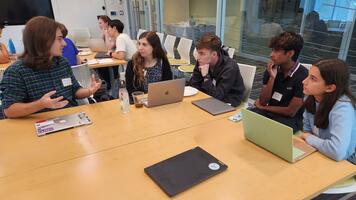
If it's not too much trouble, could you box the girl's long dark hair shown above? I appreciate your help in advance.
[304,59,356,129]
[132,31,168,84]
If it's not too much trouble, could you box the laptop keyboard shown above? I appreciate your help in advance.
[293,147,305,159]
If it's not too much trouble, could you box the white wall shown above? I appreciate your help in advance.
[0,0,131,54]
[51,0,107,38]
[104,0,131,35]
[0,25,25,54]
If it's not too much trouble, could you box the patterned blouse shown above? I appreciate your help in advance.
[143,59,163,92]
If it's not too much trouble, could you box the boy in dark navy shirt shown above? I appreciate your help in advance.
[252,31,308,132]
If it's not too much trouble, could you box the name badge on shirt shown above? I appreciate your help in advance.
[272,92,283,101]
[212,79,216,86]
[62,78,72,87]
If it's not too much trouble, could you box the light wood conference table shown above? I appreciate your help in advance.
[79,52,126,69]
[0,53,126,70]
[0,118,355,200]
[0,92,234,179]
[79,51,127,97]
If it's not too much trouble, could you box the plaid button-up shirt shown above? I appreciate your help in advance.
[0,56,81,113]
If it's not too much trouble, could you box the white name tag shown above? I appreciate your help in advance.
[272,91,283,101]
[212,79,216,86]
[62,78,72,87]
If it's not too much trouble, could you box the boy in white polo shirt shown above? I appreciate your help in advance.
[107,19,136,61]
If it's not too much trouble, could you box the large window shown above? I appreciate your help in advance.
[162,0,217,41]
[223,0,243,50]
[154,0,356,95]
[240,0,301,59]
[128,0,160,38]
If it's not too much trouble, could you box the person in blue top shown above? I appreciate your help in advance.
[58,23,81,66]
[301,59,356,164]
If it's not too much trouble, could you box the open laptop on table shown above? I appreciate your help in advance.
[143,78,185,108]
[94,52,111,59]
[88,38,107,52]
[241,108,316,163]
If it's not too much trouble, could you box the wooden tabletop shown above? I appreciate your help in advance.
[0,92,234,178]
[0,118,355,200]
[79,52,126,69]
[0,53,126,71]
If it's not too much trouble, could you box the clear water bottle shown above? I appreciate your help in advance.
[119,80,130,113]
[8,38,16,55]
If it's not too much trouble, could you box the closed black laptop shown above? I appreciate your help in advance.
[144,146,228,197]
[94,52,111,59]
[192,97,236,115]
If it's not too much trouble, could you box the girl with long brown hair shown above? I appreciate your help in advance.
[301,59,356,164]
[125,31,172,101]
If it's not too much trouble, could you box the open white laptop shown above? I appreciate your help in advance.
[143,78,185,108]
[88,38,108,52]
[242,108,316,163]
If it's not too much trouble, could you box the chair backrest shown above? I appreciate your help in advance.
[238,63,256,102]
[137,29,147,40]
[300,63,312,70]
[70,28,91,47]
[0,68,5,82]
[156,32,164,45]
[227,48,235,59]
[0,68,5,104]
[177,37,193,64]
[71,63,93,105]
[193,48,198,60]
[71,63,92,88]
[164,35,176,59]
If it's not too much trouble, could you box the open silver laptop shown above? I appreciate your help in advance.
[143,78,185,108]
[242,108,316,163]
[35,112,92,137]
[88,38,108,52]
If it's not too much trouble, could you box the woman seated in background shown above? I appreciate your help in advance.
[97,15,115,51]
[0,22,10,64]
[125,31,172,102]
[58,23,82,66]
[301,58,356,164]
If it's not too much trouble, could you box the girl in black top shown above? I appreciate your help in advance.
[125,31,172,102]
